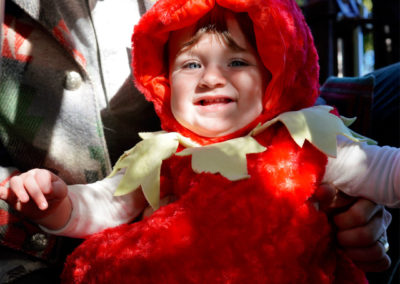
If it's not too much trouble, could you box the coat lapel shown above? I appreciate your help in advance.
[11,0,87,69]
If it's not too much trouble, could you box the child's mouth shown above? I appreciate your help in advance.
[195,97,234,106]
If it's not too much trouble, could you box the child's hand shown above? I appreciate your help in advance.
[0,169,68,221]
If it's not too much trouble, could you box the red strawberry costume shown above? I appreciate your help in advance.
[61,0,368,283]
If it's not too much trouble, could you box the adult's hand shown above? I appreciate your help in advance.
[314,184,392,272]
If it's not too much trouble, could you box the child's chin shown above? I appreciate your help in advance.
[192,126,237,138]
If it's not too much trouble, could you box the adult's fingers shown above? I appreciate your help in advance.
[382,208,392,229]
[333,199,383,231]
[336,206,385,247]
[330,191,357,210]
[312,183,336,212]
[313,184,356,214]
[352,254,391,272]
[343,238,389,262]
[333,200,392,272]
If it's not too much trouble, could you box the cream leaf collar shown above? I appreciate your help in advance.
[110,105,374,209]
[251,105,374,157]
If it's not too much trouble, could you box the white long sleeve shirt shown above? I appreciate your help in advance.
[324,136,400,207]
[43,136,400,238]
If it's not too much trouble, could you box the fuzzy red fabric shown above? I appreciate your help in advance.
[62,0,368,283]
[62,127,366,283]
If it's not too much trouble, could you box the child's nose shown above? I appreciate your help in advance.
[198,65,227,88]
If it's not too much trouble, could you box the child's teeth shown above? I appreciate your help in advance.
[201,98,230,105]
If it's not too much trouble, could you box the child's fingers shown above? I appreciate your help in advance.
[34,170,53,195]
[35,170,68,200]
[0,186,22,211]
[21,173,48,210]
[0,185,8,200]
[9,176,30,203]
[0,186,14,202]
[5,169,66,213]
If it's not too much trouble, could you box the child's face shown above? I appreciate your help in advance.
[168,15,269,137]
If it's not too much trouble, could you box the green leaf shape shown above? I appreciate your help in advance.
[111,132,180,209]
[176,136,267,181]
[251,105,375,157]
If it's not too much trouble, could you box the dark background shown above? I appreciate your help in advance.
[300,1,399,283]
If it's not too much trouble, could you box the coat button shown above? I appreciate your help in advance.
[26,233,48,252]
[64,71,83,90]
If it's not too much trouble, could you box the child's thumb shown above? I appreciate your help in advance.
[48,179,68,201]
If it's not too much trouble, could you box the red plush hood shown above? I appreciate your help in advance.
[132,0,320,144]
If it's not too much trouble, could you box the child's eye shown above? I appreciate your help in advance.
[229,60,248,67]
[183,62,201,69]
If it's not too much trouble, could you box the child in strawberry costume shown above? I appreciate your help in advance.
[1,0,399,283]
[59,0,399,282]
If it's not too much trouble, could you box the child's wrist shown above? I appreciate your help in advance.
[35,196,72,231]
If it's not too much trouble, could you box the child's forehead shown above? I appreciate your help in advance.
[169,25,197,49]
[168,16,248,56]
